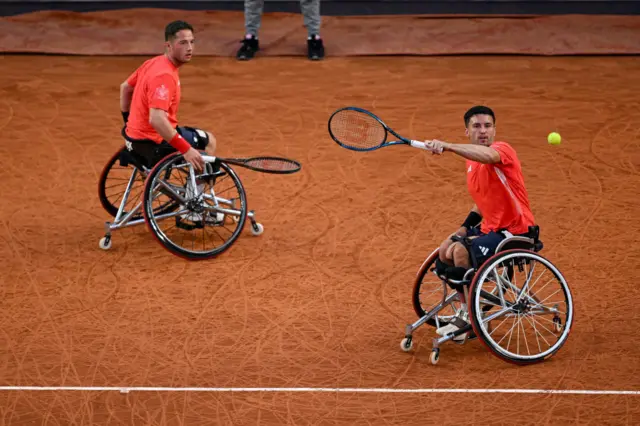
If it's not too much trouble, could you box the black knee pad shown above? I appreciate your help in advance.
[435,258,449,276]
[178,126,210,150]
[445,266,467,281]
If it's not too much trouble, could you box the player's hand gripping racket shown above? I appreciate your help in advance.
[328,107,432,152]
[202,156,301,174]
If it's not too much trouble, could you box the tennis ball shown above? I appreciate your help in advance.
[548,132,561,145]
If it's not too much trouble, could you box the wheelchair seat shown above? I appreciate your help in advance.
[118,148,151,171]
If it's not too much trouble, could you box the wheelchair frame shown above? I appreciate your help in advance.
[401,229,573,365]
[98,146,264,260]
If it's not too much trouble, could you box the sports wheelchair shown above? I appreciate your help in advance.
[400,226,573,365]
[97,145,266,260]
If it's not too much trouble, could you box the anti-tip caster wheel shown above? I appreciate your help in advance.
[400,337,414,352]
[251,223,264,236]
[99,236,112,250]
[430,348,440,365]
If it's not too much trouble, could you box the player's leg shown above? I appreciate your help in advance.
[300,0,324,60]
[237,0,263,60]
[176,126,214,154]
[435,229,504,341]
[454,231,506,272]
[436,227,482,281]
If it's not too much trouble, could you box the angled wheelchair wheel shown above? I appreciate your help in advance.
[98,147,147,218]
[412,248,464,328]
[98,147,178,220]
[468,249,573,365]
[142,152,248,260]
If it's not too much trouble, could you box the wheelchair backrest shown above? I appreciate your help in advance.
[496,235,544,253]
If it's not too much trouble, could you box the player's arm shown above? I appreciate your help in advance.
[442,143,501,164]
[120,81,135,124]
[149,108,204,172]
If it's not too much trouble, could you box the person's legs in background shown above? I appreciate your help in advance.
[300,0,324,60]
[237,0,263,60]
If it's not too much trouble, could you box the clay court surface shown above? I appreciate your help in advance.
[1,34,640,425]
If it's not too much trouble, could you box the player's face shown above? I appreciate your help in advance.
[465,114,496,146]
[167,29,195,64]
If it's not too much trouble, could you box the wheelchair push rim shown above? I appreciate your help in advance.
[142,152,249,260]
[98,147,179,220]
[412,248,464,328]
[468,249,574,365]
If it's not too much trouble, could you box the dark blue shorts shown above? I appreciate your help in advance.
[466,227,507,267]
[123,125,210,168]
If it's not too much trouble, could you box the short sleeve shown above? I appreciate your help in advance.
[492,141,517,167]
[126,69,139,87]
[146,74,176,112]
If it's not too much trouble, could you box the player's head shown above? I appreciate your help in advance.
[464,106,496,146]
[164,20,195,65]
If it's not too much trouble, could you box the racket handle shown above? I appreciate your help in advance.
[409,140,428,150]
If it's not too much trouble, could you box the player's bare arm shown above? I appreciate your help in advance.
[426,140,501,164]
[120,81,134,116]
[149,108,205,172]
[443,143,500,164]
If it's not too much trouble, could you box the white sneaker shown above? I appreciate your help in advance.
[436,309,469,342]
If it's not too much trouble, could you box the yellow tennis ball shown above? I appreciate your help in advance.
[548,132,561,145]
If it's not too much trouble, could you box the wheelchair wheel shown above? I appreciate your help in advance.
[98,147,147,218]
[412,248,463,328]
[467,249,573,365]
[142,152,248,260]
[98,147,178,220]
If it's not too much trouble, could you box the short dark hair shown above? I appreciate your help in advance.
[165,20,194,41]
[464,106,495,127]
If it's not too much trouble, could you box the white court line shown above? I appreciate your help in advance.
[0,387,638,395]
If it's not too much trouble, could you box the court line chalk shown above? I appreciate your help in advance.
[0,387,638,395]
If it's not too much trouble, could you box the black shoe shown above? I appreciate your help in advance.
[307,35,324,60]
[237,35,259,60]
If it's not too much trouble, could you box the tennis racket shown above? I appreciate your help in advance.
[204,156,301,174]
[328,106,431,152]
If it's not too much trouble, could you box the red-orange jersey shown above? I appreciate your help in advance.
[125,55,181,143]
[466,141,536,235]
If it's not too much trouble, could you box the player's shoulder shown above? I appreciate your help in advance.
[153,60,179,78]
[491,140,514,149]
[491,140,518,154]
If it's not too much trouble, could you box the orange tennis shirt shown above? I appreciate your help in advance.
[466,141,536,235]
[125,55,182,144]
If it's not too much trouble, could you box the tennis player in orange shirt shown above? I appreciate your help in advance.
[120,20,215,173]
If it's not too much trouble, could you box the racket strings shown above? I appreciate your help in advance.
[244,157,300,172]
[330,110,386,149]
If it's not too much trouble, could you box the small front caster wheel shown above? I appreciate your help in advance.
[251,223,264,236]
[400,337,413,352]
[430,348,440,365]
[99,236,112,250]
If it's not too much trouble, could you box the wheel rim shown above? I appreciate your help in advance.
[412,249,463,327]
[99,148,177,219]
[98,148,146,218]
[143,155,248,259]
[470,250,573,362]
